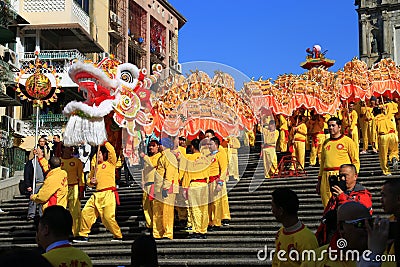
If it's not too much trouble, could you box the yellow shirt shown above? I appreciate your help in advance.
[208,150,228,181]
[44,245,92,267]
[375,114,395,135]
[262,128,279,146]
[293,123,307,142]
[273,223,319,267]
[61,157,84,187]
[155,149,179,196]
[142,152,161,184]
[181,152,210,188]
[279,115,289,131]
[88,142,117,190]
[31,167,68,210]
[318,135,360,177]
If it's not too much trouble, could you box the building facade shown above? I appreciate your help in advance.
[355,0,400,67]
[2,0,185,136]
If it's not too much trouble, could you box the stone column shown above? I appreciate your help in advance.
[382,10,390,57]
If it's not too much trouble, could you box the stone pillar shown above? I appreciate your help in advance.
[382,10,390,57]
[360,14,369,56]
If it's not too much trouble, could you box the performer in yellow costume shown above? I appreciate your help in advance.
[309,114,325,167]
[342,102,359,147]
[262,120,279,178]
[153,137,179,239]
[140,140,161,231]
[277,114,289,152]
[226,136,240,181]
[373,107,399,175]
[73,141,123,242]
[271,188,318,267]
[175,139,190,226]
[291,115,307,169]
[317,117,360,208]
[204,129,231,225]
[32,155,68,211]
[60,146,84,237]
[360,98,376,153]
[207,136,229,228]
[182,139,209,239]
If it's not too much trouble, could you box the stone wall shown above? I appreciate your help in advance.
[0,171,23,203]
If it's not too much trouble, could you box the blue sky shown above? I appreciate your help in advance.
[168,0,359,88]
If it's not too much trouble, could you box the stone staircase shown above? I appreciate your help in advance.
[0,137,396,266]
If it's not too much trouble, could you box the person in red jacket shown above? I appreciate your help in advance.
[316,163,372,245]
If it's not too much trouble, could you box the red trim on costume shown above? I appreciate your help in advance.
[190,179,207,183]
[97,186,120,205]
[48,192,57,207]
[209,175,220,183]
[323,167,341,171]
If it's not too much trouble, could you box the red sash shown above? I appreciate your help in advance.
[97,187,120,205]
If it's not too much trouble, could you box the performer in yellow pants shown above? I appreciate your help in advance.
[262,120,279,178]
[182,139,210,238]
[309,115,325,166]
[374,107,399,175]
[317,117,360,207]
[205,129,231,224]
[153,137,179,239]
[291,116,307,169]
[140,140,161,230]
[277,115,289,152]
[207,137,229,228]
[74,142,122,242]
[226,136,240,181]
[61,146,84,237]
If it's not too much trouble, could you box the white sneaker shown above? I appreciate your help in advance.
[0,208,4,213]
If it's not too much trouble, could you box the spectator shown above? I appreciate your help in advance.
[51,134,63,158]
[131,235,158,267]
[36,206,92,267]
[316,163,372,245]
[24,155,46,221]
[30,153,68,211]
[77,141,92,183]
[29,137,51,160]
[271,188,318,266]
[301,201,372,266]
[0,247,53,267]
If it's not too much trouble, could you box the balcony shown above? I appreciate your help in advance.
[18,49,87,88]
[19,0,103,53]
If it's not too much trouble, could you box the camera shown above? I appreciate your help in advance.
[328,175,347,192]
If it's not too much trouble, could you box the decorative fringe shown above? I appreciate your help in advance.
[63,115,107,146]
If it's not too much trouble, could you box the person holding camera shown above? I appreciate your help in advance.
[317,117,360,208]
[316,164,372,245]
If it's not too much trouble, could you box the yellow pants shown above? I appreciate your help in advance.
[310,134,325,166]
[67,184,81,237]
[362,120,375,151]
[152,193,176,239]
[320,170,339,208]
[79,190,122,238]
[142,191,153,229]
[228,153,239,180]
[221,183,231,220]
[208,185,222,226]
[378,133,399,175]
[292,141,306,169]
[278,129,288,152]
[188,182,209,234]
[175,187,188,221]
[262,147,277,178]
[350,126,359,149]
